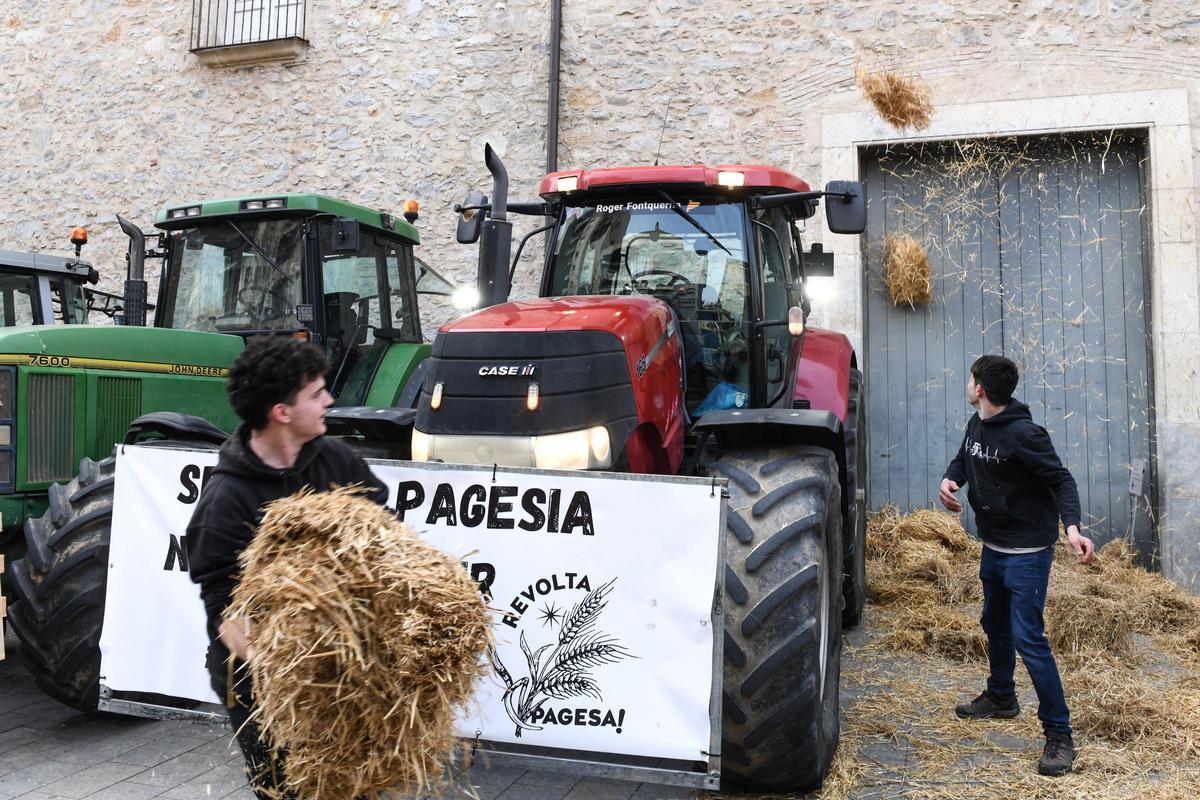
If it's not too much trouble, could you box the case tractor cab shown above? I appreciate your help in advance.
[412,147,867,791]
[6,193,440,709]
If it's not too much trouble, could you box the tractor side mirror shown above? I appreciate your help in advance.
[456,193,487,244]
[824,181,866,234]
[329,217,360,253]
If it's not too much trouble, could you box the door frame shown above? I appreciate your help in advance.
[820,88,1196,581]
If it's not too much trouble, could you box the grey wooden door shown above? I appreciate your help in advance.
[862,132,1155,555]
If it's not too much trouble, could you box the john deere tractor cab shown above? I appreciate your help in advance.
[153,194,430,407]
[414,146,866,792]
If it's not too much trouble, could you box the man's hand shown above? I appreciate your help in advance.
[218,618,254,662]
[939,478,963,513]
[1066,525,1095,565]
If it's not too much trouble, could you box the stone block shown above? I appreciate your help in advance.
[1154,242,1200,334]
[1158,422,1200,497]
[1158,333,1200,422]
[1162,495,1200,592]
[1150,188,1198,246]
[1150,125,1197,190]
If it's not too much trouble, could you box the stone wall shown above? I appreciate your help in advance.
[2,0,1200,585]
[0,0,553,329]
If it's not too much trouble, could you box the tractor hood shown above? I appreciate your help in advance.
[440,295,672,355]
[0,326,244,373]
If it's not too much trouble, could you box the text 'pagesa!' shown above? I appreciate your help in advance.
[394,481,595,536]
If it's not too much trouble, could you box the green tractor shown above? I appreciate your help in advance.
[5,193,443,709]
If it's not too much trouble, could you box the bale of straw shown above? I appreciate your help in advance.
[228,488,493,800]
[1066,661,1200,755]
[883,234,933,308]
[880,606,988,662]
[855,66,933,131]
[1046,590,1134,657]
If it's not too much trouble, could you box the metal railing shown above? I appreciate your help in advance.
[190,0,307,52]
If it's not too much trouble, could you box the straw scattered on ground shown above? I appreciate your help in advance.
[228,488,493,800]
[816,505,1200,799]
[882,233,933,308]
[855,66,933,131]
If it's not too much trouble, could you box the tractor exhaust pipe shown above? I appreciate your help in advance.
[116,214,148,327]
[476,143,513,308]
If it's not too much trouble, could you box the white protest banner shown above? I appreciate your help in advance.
[99,446,222,703]
[101,445,724,764]
[371,460,724,762]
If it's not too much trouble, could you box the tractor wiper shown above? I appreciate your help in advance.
[225,220,292,281]
[655,189,731,256]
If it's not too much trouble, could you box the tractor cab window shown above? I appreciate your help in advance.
[413,256,459,338]
[161,220,305,333]
[48,276,88,324]
[318,223,420,405]
[0,274,39,326]
[548,200,752,413]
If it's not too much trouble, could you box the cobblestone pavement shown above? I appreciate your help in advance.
[0,630,702,800]
[0,621,894,800]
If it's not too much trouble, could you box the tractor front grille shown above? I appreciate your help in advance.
[96,377,142,455]
[27,373,76,484]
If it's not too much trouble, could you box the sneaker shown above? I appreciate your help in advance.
[955,690,1020,719]
[1038,733,1075,776]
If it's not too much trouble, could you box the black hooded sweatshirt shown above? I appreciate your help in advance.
[186,424,388,641]
[943,400,1082,550]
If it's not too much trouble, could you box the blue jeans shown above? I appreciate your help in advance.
[979,546,1071,738]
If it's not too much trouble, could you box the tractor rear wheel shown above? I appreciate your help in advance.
[710,446,843,792]
[8,456,115,711]
[842,367,867,626]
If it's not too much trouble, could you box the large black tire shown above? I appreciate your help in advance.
[842,368,867,626]
[711,446,844,792]
[8,456,115,711]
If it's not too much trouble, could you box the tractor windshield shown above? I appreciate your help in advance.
[161,220,304,333]
[548,200,752,408]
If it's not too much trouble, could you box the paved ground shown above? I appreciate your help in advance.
[0,629,698,800]
[0,620,906,800]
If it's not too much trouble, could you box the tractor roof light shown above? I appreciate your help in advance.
[717,170,745,188]
[70,227,88,246]
[168,206,202,219]
[403,199,420,222]
[264,198,286,209]
[556,175,579,193]
[243,200,265,210]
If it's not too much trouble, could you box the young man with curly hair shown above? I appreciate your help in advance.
[186,336,386,799]
[939,355,1095,777]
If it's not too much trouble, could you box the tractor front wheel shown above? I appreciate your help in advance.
[7,456,115,711]
[710,446,844,792]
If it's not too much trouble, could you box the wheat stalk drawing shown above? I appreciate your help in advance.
[490,579,633,736]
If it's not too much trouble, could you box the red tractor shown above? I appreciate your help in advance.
[413,147,867,791]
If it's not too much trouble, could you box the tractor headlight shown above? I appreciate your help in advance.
[533,426,611,471]
[410,429,431,462]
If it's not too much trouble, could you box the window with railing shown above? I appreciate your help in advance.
[191,0,307,55]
